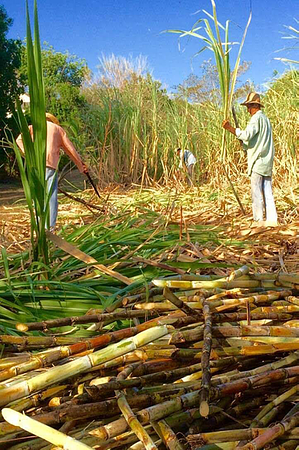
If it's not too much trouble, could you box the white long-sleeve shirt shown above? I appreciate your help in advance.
[236,110,275,177]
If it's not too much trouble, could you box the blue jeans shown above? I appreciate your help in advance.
[250,172,277,222]
[45,168,58,229]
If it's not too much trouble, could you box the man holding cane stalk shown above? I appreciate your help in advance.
[222,92,278,227]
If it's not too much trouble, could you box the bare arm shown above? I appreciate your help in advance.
[61,129,88,174]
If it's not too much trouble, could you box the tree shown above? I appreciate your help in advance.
[174,59,252,104]
[19,44,90,125]
[0,6,24,177]
[0,6,23,121]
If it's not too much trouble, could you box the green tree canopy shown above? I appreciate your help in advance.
[19,43,90,125]
[0,5,23,122]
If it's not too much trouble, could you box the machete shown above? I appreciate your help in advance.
[85,171,102,201]
[232,106,246,153]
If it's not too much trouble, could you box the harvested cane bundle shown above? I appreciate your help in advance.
[1,270,299,449]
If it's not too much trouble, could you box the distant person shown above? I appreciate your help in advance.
[16,113,88,230]
[176,148,197,186]
[222,92,277,227]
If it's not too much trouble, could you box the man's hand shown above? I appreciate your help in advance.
[82,163,89,174]
[222,119,236,135]
[222,119,231,130]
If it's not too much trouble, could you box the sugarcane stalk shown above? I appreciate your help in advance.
[251,384,299,427]
[227,266,249,283]
[238,411,299,450]
[16,310,160,332]
[0,335,89,350]
[76,380,281,445]
[88,356,235,399]
[86,361,207,398]
[116,392,157,449]
[215,291,292,312]
[200,299,213,417]
[89,416,130,441]
[170,325,299,345]
[189,397,264,435]
[1,318,170,383]
[211,352,299,385]
[188,428,264,445]
[163,287,203,320]
[133,301,203,311]
[0,325,169,407]
[115,364,158,450]
[156,419,185,450]
[20,390,179,427]
[211,366,299,402]
[189,444,237,450]
[271,441,298,450]
[252,305,299,313]
[154,278,261,289]
[2,408,93,449]
[287,296,299,306]
[2,385,67,419]
[212,311,292,324]
[257,402,286,427]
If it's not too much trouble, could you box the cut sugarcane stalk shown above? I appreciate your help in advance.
[2,408,93,449]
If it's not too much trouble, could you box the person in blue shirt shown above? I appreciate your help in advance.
[176,148,197,186]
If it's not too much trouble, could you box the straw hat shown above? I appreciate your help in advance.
[241,92,264,108]
[46,113,60,125]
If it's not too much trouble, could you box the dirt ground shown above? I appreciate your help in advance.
[1,175,299,274]
[0,171,89,252]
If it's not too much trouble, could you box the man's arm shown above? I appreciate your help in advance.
[222,116,259,142]
[16,134,25,154]
[15,126,34,155]
[222,120,237,136]
[61,129,88,174]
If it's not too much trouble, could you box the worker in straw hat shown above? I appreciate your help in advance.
[16,113,88,230]
[222,92,277,227]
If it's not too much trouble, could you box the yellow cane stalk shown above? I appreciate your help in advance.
[2,408,93,450]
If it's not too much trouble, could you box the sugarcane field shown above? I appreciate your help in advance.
[0,1,298,449]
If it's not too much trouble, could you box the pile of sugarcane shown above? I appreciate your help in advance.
[2,267,299,449]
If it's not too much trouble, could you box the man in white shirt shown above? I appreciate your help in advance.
[222,92,277,227]
[176,148,197,186]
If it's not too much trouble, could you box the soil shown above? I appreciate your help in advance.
[0,170,89,252]
[1,174,299,274]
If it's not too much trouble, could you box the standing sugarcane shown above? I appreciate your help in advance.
[167,1,251,213]
[200,300,213,417]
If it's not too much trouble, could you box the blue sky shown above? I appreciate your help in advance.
[2,0,297,92]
